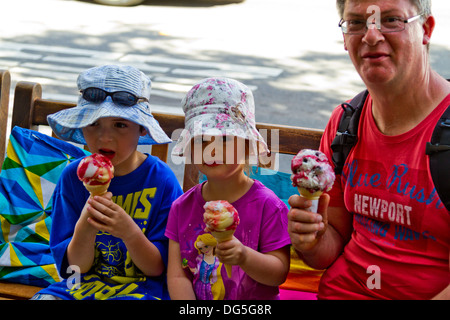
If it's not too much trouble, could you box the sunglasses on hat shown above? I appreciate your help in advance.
[81,87,148,107]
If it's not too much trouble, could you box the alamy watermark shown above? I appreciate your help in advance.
[169,123,280,175]
[67,265,81,290]
[366,5,381,30]
[366,265,381,290]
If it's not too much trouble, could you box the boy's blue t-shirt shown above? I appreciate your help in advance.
[37,154,183,300]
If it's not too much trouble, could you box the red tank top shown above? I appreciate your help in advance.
[319,93,450,299]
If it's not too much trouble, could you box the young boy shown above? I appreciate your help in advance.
[32,65,183,300]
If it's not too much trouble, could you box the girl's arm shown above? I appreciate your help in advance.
[167,239,197,299]
[216,239,290,286]
[86,194,164,277]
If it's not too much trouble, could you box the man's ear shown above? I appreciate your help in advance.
[422,15,435,46]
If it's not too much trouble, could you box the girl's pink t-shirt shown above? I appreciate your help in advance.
[319,94,450,299]
[165,180,290,300]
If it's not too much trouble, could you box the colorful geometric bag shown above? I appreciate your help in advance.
[0,127,89,287]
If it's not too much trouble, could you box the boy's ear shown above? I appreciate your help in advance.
[140,126,148,137]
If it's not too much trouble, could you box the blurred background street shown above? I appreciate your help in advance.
[1,0,450,176]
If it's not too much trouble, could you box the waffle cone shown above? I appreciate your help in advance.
[211,230,235,243]
[298,188,323,200]
[84,182,110,197]
[223,264,232,278]
[211,229,235,278]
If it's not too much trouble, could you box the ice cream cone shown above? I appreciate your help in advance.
[298,187,322,213]
[298,188,323,200]
[211,230,235,242]
[224,263,232,279]
[78,154,114,197]
[203,200,239,279]
[211,230,235,278]
[84,182,110,197]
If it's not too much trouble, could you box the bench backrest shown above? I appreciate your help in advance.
[10,81,323,192]
[0,70,11,170]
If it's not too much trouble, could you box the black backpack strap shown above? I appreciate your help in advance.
[426,104,450,211]
[331,90,369,175]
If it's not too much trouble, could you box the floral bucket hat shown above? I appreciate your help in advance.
[172,77,269,158]
[47,65,171,145]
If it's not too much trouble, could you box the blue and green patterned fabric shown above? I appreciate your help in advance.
[0,126,89,287]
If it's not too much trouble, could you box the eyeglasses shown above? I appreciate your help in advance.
[339,14,423,35]
[81,87,148,107]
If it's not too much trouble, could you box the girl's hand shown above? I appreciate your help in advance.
[216,236,290,286]
[86,193,140,241]
[215,236,247,266]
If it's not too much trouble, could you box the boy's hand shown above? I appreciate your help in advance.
[86,192,140,241]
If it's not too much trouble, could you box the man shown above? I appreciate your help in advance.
[288,0,450,299]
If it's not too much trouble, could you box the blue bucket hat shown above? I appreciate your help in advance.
[47,65,171,145]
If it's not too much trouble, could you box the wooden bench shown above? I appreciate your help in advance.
[1,80,324,300]
[0,70,11,170]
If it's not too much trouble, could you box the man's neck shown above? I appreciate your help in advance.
[369,70,449,136]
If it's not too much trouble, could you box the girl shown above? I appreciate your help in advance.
[165,77,291,300]
[32,65,183,300]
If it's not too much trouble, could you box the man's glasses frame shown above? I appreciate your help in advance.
[339,13,423,35]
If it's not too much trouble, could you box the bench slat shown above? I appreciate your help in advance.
[0,281,42,300]
[0,70,11,169]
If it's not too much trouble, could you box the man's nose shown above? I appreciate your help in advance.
[362,24,385,46]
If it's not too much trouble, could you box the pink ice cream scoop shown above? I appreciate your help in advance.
[291,149,335,200]
[77,153,114,196]
[203,200,240,278]
[203,200,240,233]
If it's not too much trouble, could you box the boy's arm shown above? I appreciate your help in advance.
[86,194,164,277]
[122,226,165,277]
[167,239,196,300]
[67,200,99,273]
